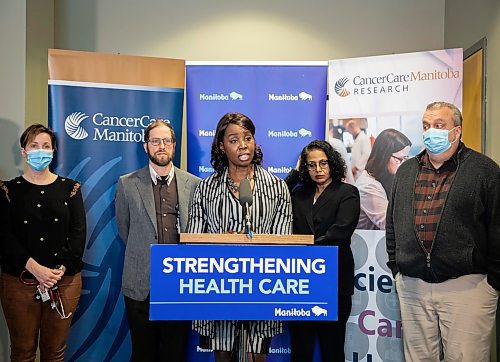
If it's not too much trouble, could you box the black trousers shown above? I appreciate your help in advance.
[289,295,352,362]
[124,295,190,362]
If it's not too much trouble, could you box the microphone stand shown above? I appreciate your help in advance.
[244,203,253,237]
[238,321,248,362]
[233,321,256,362]
[243,204,254,361]
[235,179,254,360]
[239,178,253,238]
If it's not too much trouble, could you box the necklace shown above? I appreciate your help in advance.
[227,171,254,193]
[227,177,240,193]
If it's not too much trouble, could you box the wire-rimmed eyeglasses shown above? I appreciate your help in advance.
[306,160,329,171]
[148,138,174,146]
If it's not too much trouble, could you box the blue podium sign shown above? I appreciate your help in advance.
[150,244,338,321]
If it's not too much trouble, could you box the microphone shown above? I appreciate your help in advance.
[239,178,253,236]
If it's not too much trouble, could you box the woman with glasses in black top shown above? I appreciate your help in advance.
[285,140,360,361]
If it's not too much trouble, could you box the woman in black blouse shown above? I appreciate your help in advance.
[285,140,360,362]
[0,124,86,361]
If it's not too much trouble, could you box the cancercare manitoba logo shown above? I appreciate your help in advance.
[334,77,350,97]
[65,112,89,140]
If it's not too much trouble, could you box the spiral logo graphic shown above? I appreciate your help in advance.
[65,112,89,140]
[334,77,351,97]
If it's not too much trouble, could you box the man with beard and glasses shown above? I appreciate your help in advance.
[115,120,200,362]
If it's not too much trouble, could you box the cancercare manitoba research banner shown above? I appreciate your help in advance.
[48,49,185,361]
[329,48,463,362]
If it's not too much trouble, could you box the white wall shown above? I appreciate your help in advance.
[0,3,27,361]
[0,0,27,180]
[52,0,446,167]
[26,0,54,125]
[54,0,445,60]
[445,0,500,163]
[0,1,53,359]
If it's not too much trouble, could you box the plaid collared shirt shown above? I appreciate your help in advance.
[414,145,461,253]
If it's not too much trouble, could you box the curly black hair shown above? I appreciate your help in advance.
[210,112,263,177]
[298,140,346,185]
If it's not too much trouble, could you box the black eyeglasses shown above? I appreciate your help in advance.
[391,155,409,163]
[148,138,174,146]
[306,160,329,171]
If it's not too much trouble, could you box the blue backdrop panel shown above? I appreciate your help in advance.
[186,64,327,179]
[48,81,184,362]
[186,64,328,361]
[150,244,338,321]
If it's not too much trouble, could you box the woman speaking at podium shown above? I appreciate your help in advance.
[285,140,360,361]
[188,112,292,362]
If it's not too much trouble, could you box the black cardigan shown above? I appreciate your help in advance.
[0,176,86,276]
[386,144,500,290]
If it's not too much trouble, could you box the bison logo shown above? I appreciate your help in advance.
[311,305,327,317]
[298,128,312,137]
[229,91,243,100]
[298,91,313,101]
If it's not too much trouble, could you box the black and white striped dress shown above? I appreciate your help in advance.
[188,165,292,353]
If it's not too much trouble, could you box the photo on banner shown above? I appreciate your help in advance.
[329,48,463,361]
[48,49,185,362]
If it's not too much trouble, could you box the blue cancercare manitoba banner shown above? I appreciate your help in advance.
[48,49,185,361]
[186,61,328,180]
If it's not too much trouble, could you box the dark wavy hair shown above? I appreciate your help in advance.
[210,112,263,176]
[20,124,57,150]
[298,140,346,185]
[365,128,412,195]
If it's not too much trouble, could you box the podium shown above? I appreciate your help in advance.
[149,235,338,362]
[179,233,313,361]
[180,233,314,245]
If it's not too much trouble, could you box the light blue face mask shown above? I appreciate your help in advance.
[26,149,53,171]
[422,127,457,155]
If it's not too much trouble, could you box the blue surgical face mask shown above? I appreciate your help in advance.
[422,127,457,155]
[26,149,53,171]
